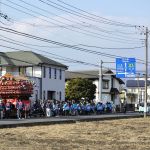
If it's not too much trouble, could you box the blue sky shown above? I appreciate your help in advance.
[0,0,150,74]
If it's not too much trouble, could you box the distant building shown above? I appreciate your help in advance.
[65,69,124,105]
[0,51,68,102]
[126,79,150,106]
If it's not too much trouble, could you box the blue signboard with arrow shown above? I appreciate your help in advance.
[116,58,136,78]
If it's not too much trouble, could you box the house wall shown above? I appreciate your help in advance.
[93,76,112,103]
[93,79,99,101]
[113,79,122,105]
[102,94,111,104]
[29,77,41,104]
[41,66,66,101]
[127,87,150,105]
[0,65,66,103]
[93,75,122,105]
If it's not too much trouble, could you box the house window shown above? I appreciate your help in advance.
[148,95,150,100]
[59,91,62,100]
[26,67,33,77]
[0,67,2,76]
[49,67,51,79]
[131,89,136,93]
[54,68,57,79]
[103,80,109,89]
[19,67,26,75]
[43,90,46,100]
[59,69,62,80]
[43,66,46,78]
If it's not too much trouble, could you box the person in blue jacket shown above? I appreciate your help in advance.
[63,102,70,116]
[86,102,91,115]
[106,102,112,113]
[96,102,104,114]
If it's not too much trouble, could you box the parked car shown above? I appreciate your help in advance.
[139,103,150,113]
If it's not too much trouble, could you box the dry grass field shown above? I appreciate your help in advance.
[0,118,150,150]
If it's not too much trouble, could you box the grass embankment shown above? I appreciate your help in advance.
[0,118,150,150]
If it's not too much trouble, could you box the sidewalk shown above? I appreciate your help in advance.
[0,112,144,128]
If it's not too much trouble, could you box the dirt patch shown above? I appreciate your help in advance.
[0,118,150,150]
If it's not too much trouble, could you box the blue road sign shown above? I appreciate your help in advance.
[116,58,136,78]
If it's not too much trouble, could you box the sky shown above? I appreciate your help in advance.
[0,0,150,75]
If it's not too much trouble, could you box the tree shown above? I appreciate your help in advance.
[65,78,96,101]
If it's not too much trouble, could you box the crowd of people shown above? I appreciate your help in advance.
[31,100,117,118]
[0,99,119,119]
[0,100,28,119]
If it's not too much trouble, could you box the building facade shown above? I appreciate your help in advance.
[126,79,150,106]
[0,51,68,103]
[65,70,124,105]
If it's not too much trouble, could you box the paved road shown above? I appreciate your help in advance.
[0,112,145,128]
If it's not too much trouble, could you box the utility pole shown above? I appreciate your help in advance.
[137,73,140,105]
[99,60,103,102]
[144,27,148,118]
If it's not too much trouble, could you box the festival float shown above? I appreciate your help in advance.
[0,73,34,107]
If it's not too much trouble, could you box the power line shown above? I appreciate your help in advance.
[16,0,140,41]
[0,39,147,75]
[79,44,144,50]
[0,38,99,67]
[44,0,136,27]
[3,0,140,44]
[12,17,138,35]
[0,34,66,48]
[0,34,144,50]
[0,26,148,64]
[0,35,148,68]
[56,0,137,27]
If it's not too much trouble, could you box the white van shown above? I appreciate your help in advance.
[139,103,150,113]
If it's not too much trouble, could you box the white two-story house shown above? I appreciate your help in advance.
[126,79,150,106]
[65,69,124,105]
[0,51,68,103]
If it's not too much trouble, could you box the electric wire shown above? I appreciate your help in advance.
[1,36,148,68]
[0,38,100,67]
[56,0,137,27]
[0,26,148,65]
[17,0,140,40]
[2,0,141,44]
[42,0,136,27]
[0,34,144,50]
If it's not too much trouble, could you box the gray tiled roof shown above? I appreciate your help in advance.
[65,70,125,84]
[65,69,113,79]
[126,80,150,87]
[0,51,68,68]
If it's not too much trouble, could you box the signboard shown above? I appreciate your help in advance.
[116,58,136,78]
